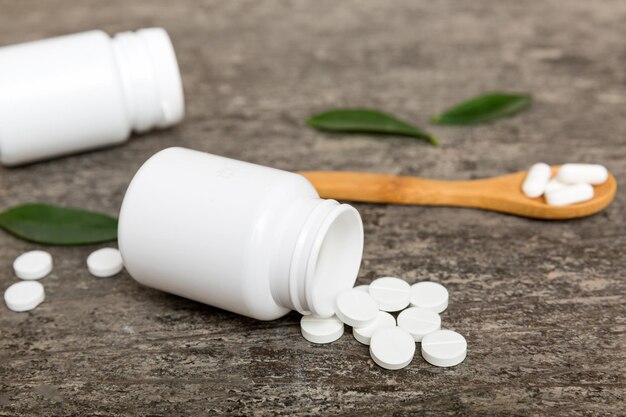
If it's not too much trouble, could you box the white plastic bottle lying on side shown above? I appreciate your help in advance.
[0,28,184,166]
[118,148,365,321]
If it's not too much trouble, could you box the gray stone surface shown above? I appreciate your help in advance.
[0,0,625,415]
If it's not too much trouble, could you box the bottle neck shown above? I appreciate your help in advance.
[270,197,364,317]
[111,28,184,133]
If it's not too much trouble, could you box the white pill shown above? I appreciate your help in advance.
[4,281,45,312]
[87,248,124,277]
[545,183,594,206]
[370,326,416,370]
[544,178,568,194]
[353,284,369,292]
[300,314,344,344]
[13,250,53,280]
[556,163,608,185]
[335,288,379,328]
[410,281,448,313]
[352,311,396,345]
[397,307,441,342]
[522,162,551,198]
[421,330,467,367]
[368,277,411,312]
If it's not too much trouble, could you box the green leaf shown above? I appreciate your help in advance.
[0,204,118,245]
[432,92,532,125]
[307,109,438,145]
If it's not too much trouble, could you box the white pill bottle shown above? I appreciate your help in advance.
[118,147,364,320]
[0,28,184,166]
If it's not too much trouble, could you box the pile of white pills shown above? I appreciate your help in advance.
[522,163,608,205]
[300,277,467,370]
[4,247,123,312]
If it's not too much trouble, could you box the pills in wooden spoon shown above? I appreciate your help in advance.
[522,162,609,205]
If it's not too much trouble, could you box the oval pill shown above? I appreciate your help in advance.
[352,311,396,345]
[87,248,124,277]
[13,250,53,280]
[556,163,608,185]
[4,281,45,312]
[397,307,441,342]
[544,178,567,194]
[300,314,344,344]
[421,329,467,367]
[522,162,551,198]
[368,277,411,312]
[410,281,448,313]
[335,288,379,328]
[545,183,594,206]
[370,326,416,370]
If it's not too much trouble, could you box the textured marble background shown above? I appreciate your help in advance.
[0,0,624,415]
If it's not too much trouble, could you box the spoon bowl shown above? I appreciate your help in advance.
[299,166,617,220]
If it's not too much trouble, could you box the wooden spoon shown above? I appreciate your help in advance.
[299,167,617,220]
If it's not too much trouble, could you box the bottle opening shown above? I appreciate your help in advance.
[305,204,364,317]
[112,28,185,133]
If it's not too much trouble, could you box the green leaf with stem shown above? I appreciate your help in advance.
[432,92,532,125]
[307,109,438,145]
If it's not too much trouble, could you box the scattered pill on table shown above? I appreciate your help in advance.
[410,281,448,313]
[300,314,344,344]
[522,162,551,198]
[352,310,396,345]
[556,163,608,185]
[368,276,411,312]
[545,183,594,206]
[370,326,416,370]
[13,250,53,280]
[421,329,467,367]
[87,248,124,277]
[397,307,441,342]
[4,281,45,312]
[353,284,369,292]
[335,288,379,328]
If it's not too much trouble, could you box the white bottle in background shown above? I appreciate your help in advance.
[118,148,365,321]
[0,28,184,166]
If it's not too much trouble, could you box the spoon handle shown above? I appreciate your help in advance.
[298,171,506,208]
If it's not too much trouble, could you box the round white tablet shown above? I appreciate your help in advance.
[397,307,441,342]
[13,250,53,280]
[300,314,344,344]
[353,284,369,292]
[368,277,411,312]
[352,311,396,345]
[335,288,379,328]
[421,330,467,367]
[87,248,124,277]
[410,281,448,313]
[370,326,416,370]
[4,281,45,312]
